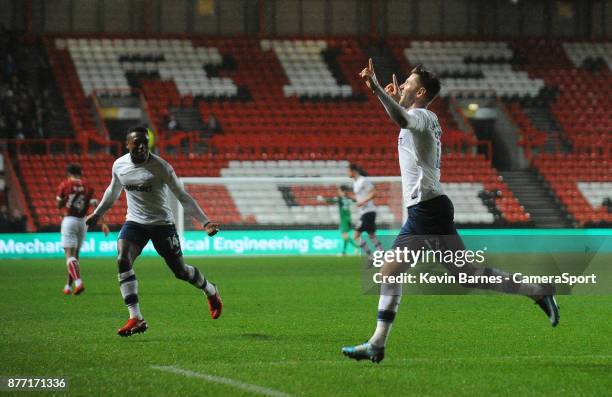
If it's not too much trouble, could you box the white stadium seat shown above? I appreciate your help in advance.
[65,38,237,96]
[577,182,612,208]
[217,162,495,226]
[263,39,352,98]
[404,41,544,98]
[563,42,612,70]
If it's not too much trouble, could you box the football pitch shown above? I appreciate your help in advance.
[1,256,612,396]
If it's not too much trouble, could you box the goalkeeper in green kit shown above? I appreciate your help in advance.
[318,185,358,255]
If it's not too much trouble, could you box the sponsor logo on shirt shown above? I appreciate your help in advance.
[125,184,153,192]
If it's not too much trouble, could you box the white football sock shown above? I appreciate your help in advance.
[119,270,143,320]
[369,286,402,348]
[203,281,217,296]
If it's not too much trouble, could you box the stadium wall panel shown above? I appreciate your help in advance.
[102,0,132,32]
[19,0,612,38]
[0,230,610,259]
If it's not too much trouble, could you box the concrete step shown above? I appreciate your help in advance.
[501,181,543,187]
[525,204,561,209]
[499,168,572,227]
[531,221,567,228]
[529,210,564,216]
[510,193,552,200]
[170,107,206,131]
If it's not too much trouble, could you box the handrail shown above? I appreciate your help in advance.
[83,133,123,155]
[476,140,493,162]
[0,138,77,155]
[448,95,476,136]
[91,90,111,141]
[137,87,157,131]
[157,131,207,156]
[447,94,482,160]
[0,137,121,157]
[493,94,548,162]
[136,86,163,153]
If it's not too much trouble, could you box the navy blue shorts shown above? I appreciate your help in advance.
[393,195,465,251]
[118,221,183,260]
[356,211,377,234]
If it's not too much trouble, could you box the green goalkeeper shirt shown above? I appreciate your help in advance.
[327,196,352,222]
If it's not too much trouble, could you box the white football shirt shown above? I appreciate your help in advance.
[94,153,209,226]
[353,175,376,215]
[398,108,445,208]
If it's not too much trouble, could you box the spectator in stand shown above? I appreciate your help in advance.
[205,113,221,134]
[9,208,27,232]
[0,115,8,138]
[166,114,180,131]
[35,105,45,138]
[0,205,10,233]
[603,197,612,214]
[0,29,56,140]
[3,54,15,80]
[14,120,25,140]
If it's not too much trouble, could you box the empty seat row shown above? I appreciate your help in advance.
[576,182,612,208]
[263,40,352,98]
[562,42,612,69]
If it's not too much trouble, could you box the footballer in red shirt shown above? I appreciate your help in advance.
[56,164,109,295]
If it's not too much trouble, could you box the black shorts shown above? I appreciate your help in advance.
[392,195,465,251]
[356,211,377,234]
[118,221,182,260]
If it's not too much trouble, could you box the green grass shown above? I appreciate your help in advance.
[1,256,612,396]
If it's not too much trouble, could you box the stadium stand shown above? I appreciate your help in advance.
[1,33,71,141]
[0,153,5,206]
[533,154,612,227]
[5,35,608,230]
[514,39,610,154]
[261,39,353,98]
[513,39,611,225]
[47,40,98,140]
[16,151,518,231]
[397,40,545,98]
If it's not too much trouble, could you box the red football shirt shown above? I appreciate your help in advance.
[56,178,94,218]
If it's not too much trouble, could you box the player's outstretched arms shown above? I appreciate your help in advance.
[384,74,401,102]
[87,198,105,231]
[359,58,380,93]
[359,59,411,129]
[92,170,123,221]
[165,166,211,227]
[317,195,337,204]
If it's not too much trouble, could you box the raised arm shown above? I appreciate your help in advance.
[165,166,219,236]
[359,59,421,130]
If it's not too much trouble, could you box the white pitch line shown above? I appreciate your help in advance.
[151,365,295,397]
